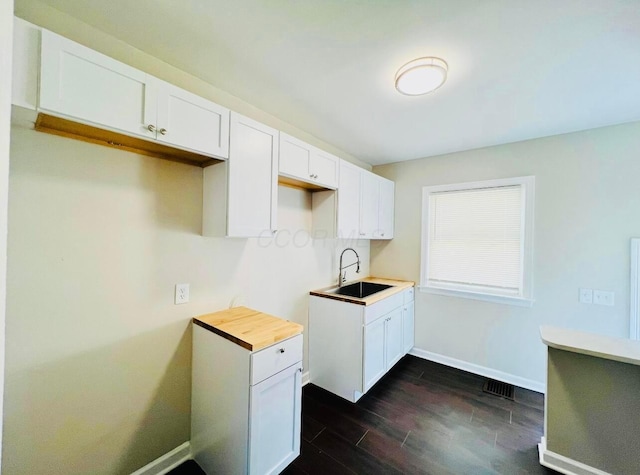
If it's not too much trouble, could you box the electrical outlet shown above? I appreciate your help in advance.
[579,288,593,304]
[175,283,190,305]
[593,290,614,306]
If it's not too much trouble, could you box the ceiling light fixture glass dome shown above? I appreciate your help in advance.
[395,57,448,96]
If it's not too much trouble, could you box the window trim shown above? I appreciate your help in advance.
[419,176,535,307]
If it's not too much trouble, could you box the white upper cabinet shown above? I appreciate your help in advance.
[359,170,379,239]
[359,170,395,240]
[40,29,157,141]
[377,177,395,239]
[335,161,395,240]
[227,113,279,237]
[156,80,229,158]
[279,133,338,189]
[336,160,362,239]
[39,29,229,159]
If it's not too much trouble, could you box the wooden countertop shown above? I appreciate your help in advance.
[310,277,414,306]
[193,306,303,351]
[540,325,640,366]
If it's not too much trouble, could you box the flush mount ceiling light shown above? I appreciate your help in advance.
[395,57,448,96]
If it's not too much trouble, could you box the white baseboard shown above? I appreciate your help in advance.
[409,347,546,393]
[538,437,610,475]
[302,370,310,386]
[130,441,191,475]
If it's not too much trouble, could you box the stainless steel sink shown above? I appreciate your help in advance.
[334,282,392,299]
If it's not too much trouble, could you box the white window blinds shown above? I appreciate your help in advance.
[420,176,535,306]
[424,181,530,299]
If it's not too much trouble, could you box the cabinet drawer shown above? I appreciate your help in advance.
[403,287,414,304]
[363,292,403,325]
[251,334,303,385]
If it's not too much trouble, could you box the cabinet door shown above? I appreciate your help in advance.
[364,316,386,392]
[156,80,230,158]
[337,160,361,239]
[385,308,404,370]
[227,113,279,237]
[311,150,339,189]
[249,363,302,475]
[359,171,379,239]
[39,30,156,141]
[402,300,415,354]
[376,177,395,239]
[279,133,312,180]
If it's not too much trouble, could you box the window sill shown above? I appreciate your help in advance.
[418,286,534,308]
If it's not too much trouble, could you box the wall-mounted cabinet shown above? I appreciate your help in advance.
[279,133,339,190]
[359,171,394,239]
[330,160,395,240]
[39,29,230,160]
[11,18,394,242]
[203,113,279,238]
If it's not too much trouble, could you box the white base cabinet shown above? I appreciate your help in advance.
[191,326,302,475]
[309,287,414,402]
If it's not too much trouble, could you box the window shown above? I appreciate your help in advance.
[420,176,534,306]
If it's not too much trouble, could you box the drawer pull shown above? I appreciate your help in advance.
[278,348,285,354]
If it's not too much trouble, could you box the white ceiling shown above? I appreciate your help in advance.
[24,0,640,165]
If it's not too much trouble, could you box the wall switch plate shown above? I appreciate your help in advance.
[175,283,190,305]
[579,288,593,304]
[593,290,614,306]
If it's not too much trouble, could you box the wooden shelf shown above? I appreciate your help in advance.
[35,113,222,168]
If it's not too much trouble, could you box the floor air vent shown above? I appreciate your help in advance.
[483,379,515,400]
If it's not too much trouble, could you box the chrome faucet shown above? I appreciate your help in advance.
[338,247,360,287]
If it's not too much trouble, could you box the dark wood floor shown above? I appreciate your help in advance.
[171,356,556,475]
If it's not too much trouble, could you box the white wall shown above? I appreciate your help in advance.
[4,122,369,474]
[0,0,15,471]
[372,121,640,389]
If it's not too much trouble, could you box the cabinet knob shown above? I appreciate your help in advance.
[313,174,318,179]
[278,348,285,354]
[147,124,156,132]
[359,232,365,236]
[159,128,168,135]
[381,233,385,237]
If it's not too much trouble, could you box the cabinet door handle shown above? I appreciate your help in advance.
[278,348,285,354]
[147,124,156,132]
[159,128,168,135]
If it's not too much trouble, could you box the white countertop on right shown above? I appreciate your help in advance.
[540,325,640,366]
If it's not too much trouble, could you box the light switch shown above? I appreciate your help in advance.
[593,290,614,306]
[579,288,593,304]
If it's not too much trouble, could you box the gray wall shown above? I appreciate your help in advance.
[372,121,640,388]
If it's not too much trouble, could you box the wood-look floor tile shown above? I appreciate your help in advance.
[302,395,368,445]
[311,428,403,475]
[288,440,356,475]
[301,413,325,443]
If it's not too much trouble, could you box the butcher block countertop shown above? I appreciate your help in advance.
[310,277,414,306]
[193,306,303,351]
